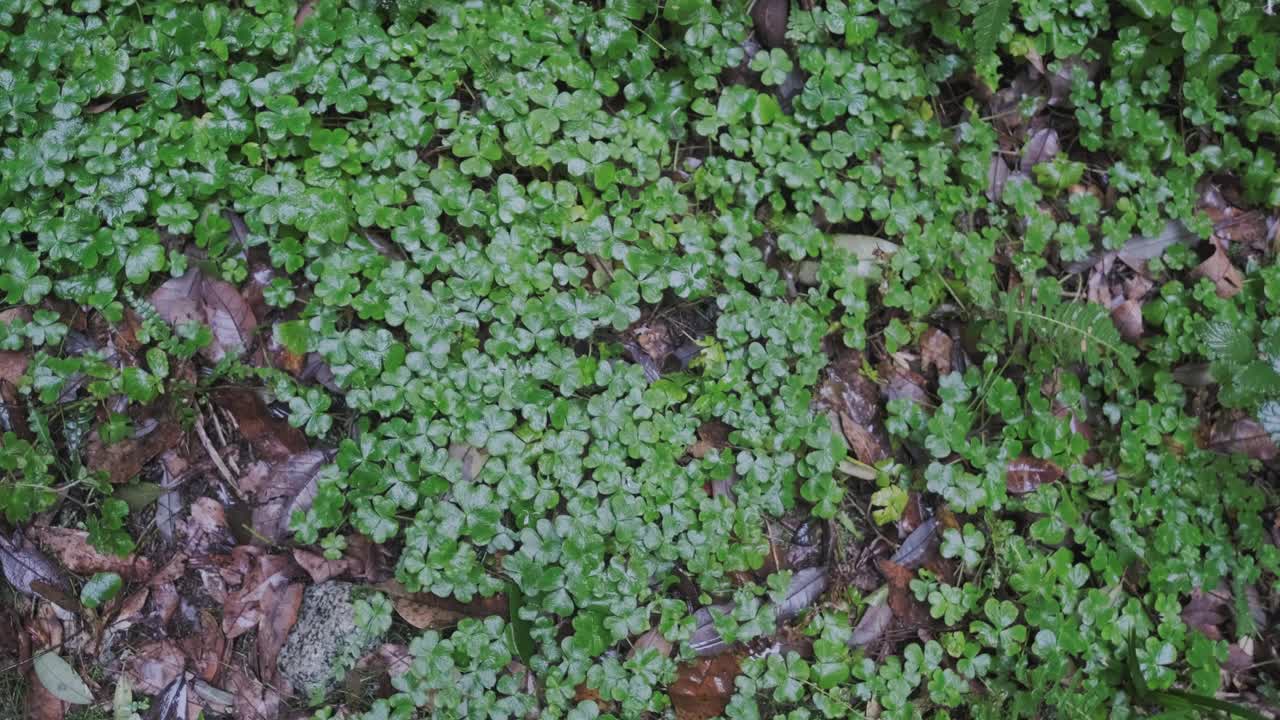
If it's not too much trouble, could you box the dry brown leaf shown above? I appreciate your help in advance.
[182,611,228,683]
[248,451,329,543]
[393,595,465,630]
[850,603,893,648]
[257,582,303,687]
[628,627,674,660]
[28,527,153,581]
[1181,587,1231,640]
[150,270,258,362]
[86,416,182,485]
[1110,299,1144,343]
[877,558,917,620]
[919,327,954,376]
[1205,206,1272,251]
[1005,457,1064,495]
[126,639,186,695]
[227,664,281,720]
[878,361,930,406]
[817,350,889,464]
[222,554,294,639]
[291,548,352,584]
[1192,243,1245,298]
[447,443,489,483]
[670,654,742,720]
[212,388,307,461]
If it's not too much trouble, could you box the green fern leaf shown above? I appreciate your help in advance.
[999,295,1137,377]
[1260,401,1280,441]
[974,0,1013,57]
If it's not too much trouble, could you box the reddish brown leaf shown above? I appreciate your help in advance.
[878,558,916,620]
[212,388,307,462]
[227,664,281,720]
[1005,457,1064,495]
[291,548,352,584]
[1110,299,1144,343]
[1181,587,1231,640]
[86,416,182,485]
[817,349,889,463]
[1209,416,1279,461]
[670,654,742,720]
[222,553,294,639]
[182,611,229,684]
[28,527,153,581]
[150,270,258,363]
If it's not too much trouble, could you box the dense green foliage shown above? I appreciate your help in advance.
[1,0,1278,718]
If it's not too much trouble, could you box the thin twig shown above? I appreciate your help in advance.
[195,413,239,497]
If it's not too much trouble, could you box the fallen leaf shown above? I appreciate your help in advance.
[1110,299,1144,343]
[155,451,187,544]
[687,603,733,657]
[144,674,189,720]
[257,582,303,686]
[1209,416,1279,461]
[1191,242,1245,298]
[222,553,294,639]
[919,327,954,376]
[816,349,889,464]
[830,234,900,279]
[0,530,72,604]
[628,627,673,659]
[1204,205,1272,251]
[1005,457,1064,495]
[878,361,931,406]
[125,640,185,695]
[34,652,94,704]
[850,603,893,648]
[86,416,182,485]
[185,497,234,555]
[750,0,788,48]
[248,450,329,543]
[1068,221,1200,274]
[227,663,282,720]
[1181,587,1231,640]
[28,527,153,581]
[393,595,465,630]
[447,443,489,483]
[150,270,258,363]
[212,388,306,462]
[1020,127,1060,171]
[291,548,352,584]
[670,654,742,720]
[987,154,1011,203]
[775,567,828,622]
[890,517,938,569]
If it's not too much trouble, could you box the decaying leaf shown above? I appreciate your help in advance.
[257,581,304,686]
[0,530,72,603]
[919,327,954,376]
[150,269,259,362]
[248,450,329,543]
[850,603,893,648]
[688,603,733,657]
[987,154,1011,203]
[212,388,307,462]
[144,674,189,720]
[28,527,153,581]
[1209,416,1279,461]
[1020,127,1060,171]
[125,640,185,695]
[670,654,742,720]
[890,517,938,569]
[816,349,889,464]
[1005,457,1064,495]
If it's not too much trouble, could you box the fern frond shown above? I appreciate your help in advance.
[1260,401,1280,442]
[999,292,1137,377]
[974,0,1013,57]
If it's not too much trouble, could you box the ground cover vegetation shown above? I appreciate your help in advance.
[0,0,1278,718]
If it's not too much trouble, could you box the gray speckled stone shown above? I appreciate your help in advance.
[277,581,382,698]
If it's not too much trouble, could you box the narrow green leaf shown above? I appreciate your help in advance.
[34,652,94,704]
[975,0,1013,57]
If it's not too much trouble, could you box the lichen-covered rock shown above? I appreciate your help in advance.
[277,581,383,698]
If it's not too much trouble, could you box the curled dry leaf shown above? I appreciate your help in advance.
[1005,457,1064,495]
[145,674,190,720]
[226,663,282,720]
[670,654,742,720]
[29,527,153,581]
[291,548,352,584]
[1110,299,1144,343]
[1191,242,1245,298]
[221,553,294,639]
[125,639,186,695]
[816,350,889,464]
[182,611,228,684]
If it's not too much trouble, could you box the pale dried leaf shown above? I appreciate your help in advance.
[1020,128,1060,171]
[393,595,465,629]
[919,327,954,376]
[850,603,893,647]
[776,567,828,621]
[0,530,72,602]
[257,582,303,686]
[34,652,94,704]
[1191,244,1245,298]
[200,279,257,361]
[144,674,189,720]
[126,640,185,695]
[987,154,1011,203]
[890,518,938,569]
[1110,299,1144,343]
[249,451,328,543]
